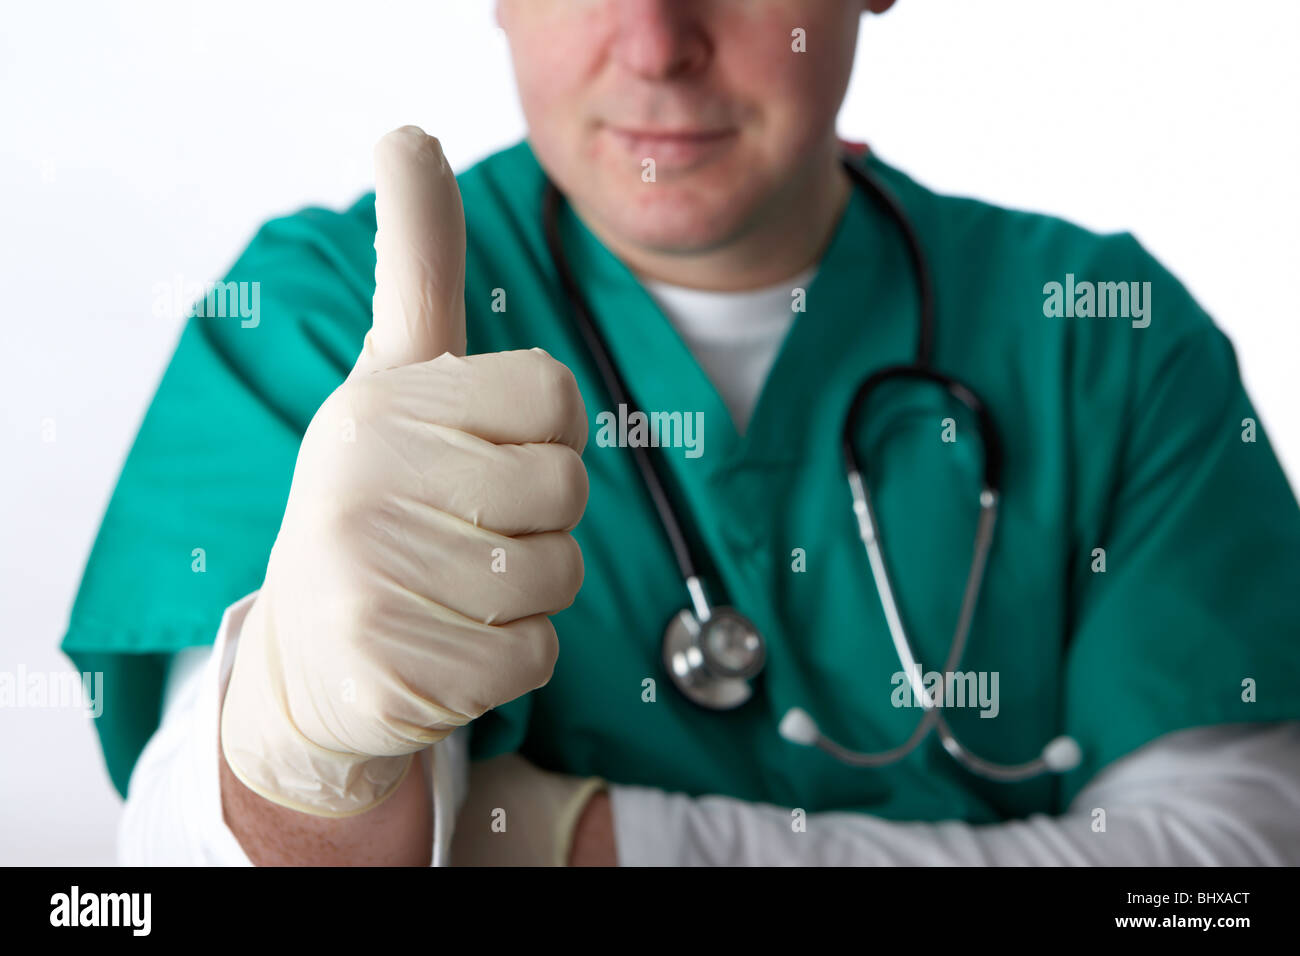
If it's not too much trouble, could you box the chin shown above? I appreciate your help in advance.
[591,167,765,254]
[602,199,739,253]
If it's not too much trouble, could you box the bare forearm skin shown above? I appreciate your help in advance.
[218,684,433,866]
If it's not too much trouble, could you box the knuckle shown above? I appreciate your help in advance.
[521,618,561,688]
[531,351,568,397]
[548,446,590,523]
[535,355,586,427]
[554,532,585,606]
[491,617,558,702]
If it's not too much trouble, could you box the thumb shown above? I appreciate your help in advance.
[353,125,467,376]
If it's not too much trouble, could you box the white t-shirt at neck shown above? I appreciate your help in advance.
[639,264,817,434]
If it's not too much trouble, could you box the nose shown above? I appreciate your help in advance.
[610,0,710,80]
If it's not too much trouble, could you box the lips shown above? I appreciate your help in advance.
[605,125,737,167]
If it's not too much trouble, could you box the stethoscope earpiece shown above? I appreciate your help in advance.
[777,708,820,746]
[1042,735,1084,772]
[779,703,1084,781]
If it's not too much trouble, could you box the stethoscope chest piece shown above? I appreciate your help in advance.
[544,158,1081,781]
[662,605,766,710]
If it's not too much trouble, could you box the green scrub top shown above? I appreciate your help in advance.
[63,140,1300,823]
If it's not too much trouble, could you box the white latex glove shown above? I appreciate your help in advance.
[449,753,607,867]
[220,126,589,818]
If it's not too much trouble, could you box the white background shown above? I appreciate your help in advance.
[2,0,1296,866]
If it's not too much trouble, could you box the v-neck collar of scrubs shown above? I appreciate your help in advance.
[553,164,920,476]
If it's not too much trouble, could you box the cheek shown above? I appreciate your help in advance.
[514,49,577,123]
[715,4,859,141]
[506,8,608,124]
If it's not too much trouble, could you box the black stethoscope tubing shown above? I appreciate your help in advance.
[540,155,1080,779]
[541,154,1004,575]
[542,178,701,583]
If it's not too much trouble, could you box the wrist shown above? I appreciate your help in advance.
[568,788,616,866]
[219,599,414,818]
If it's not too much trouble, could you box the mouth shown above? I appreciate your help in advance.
[603,125,738,168]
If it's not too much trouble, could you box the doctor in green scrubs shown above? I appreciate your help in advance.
[69,0,1300,866]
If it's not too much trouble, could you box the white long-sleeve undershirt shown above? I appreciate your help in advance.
[117,268,1300,866]
[118,595,1300,865]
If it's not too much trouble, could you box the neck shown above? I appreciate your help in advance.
[573,139,851,292]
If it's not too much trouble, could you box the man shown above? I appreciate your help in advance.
[66,0,1300,866]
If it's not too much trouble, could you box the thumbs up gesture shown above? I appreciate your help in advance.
[220,127,589,818]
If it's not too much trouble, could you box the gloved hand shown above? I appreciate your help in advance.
[220,125,589,818]
[449,753,608,867]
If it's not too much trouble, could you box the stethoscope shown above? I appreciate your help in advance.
[541,155,1082,783]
